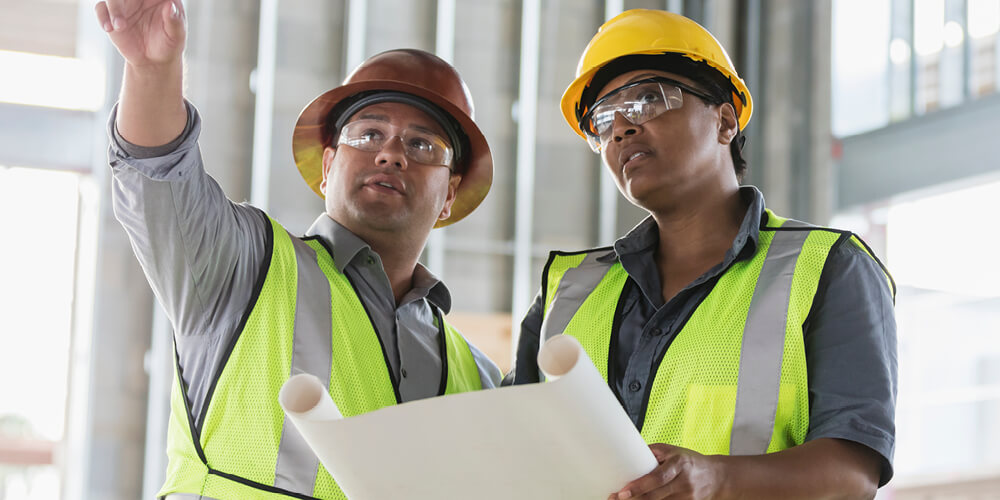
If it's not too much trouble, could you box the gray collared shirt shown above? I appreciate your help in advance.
[107,101,499,421]
[513,186,898,485]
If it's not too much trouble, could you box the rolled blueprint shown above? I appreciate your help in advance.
[279,334,657,499]
[279,372,343,426]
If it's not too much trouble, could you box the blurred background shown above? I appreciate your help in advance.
[0,0,998,498]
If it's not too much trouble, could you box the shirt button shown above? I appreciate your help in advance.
[401,368,408,378]
[366,256,375,265]
[628,381,641,392]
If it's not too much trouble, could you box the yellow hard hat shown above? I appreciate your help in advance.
[560,9,753,139]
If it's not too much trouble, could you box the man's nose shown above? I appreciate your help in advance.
[375,135,407,169]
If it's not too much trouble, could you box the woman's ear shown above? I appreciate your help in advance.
[718,102,739,145]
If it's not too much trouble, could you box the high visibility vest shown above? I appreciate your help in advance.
[539,210,894,455]
[158,216,483,499]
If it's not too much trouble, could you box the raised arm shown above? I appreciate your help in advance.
[96,0,187,146]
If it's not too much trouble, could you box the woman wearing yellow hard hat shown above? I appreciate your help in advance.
[512,9,897,499]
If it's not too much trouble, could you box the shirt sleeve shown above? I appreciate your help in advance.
[802,237,898,486]
[466,341,503,389]
[107,100,270,417]
[512,290,545,384]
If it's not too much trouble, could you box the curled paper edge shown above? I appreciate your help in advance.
[537,334,584,381]
[278,373,343,421]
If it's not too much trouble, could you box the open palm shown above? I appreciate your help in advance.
[96,0,186,67]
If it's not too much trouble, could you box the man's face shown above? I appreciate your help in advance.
[320,101,462,235]
[594,69,738,211]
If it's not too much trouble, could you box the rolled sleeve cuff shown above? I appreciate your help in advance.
[107,99,202,180]
[806,420,895,487]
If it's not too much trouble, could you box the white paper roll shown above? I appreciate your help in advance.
[278,373,342,421]
[277,334,656,499]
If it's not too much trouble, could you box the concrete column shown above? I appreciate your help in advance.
[184,0,261,202]
[756,0,833,221]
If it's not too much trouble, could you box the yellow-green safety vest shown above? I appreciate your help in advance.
[539,209,894,456]
[158,216,484,499]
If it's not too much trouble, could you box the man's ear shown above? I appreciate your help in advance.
[718,102,739,145]
[438,173,463,221]
[320,146,336,193]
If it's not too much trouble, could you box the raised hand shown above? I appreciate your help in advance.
[95,0,186,69]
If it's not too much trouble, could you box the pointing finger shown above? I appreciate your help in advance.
[94,1,113,32]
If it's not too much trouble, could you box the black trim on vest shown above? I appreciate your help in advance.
[206,468,319,499]
[541,245,617,310]
[433,306,449,396]
[342,271,402,404]
[848,234,897,300]
[172,342,208,465]
[607,278,634,408]
[303,235,404,405]
[197,208,274,432]
[534,246,617,382]
[635,274,723,433]
[802,232,852,332]
[762,224,896,301]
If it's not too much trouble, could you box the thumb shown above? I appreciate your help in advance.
[161,0,186,43]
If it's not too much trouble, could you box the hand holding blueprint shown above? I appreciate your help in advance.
[278,334,657,499]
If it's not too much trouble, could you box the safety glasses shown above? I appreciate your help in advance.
[579,77,717,153]
[338,118,454,167]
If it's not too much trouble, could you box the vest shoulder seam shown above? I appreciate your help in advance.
[547,245,616,258]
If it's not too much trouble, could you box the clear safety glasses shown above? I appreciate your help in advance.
[338,119,454,167]
[579,77,717,153]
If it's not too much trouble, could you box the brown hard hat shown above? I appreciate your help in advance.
[293,49,493,228]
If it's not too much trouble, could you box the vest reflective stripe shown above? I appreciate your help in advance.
[729,223,810,455]
[273,238,334,491]
[539,211,866,455]
[540,250,617,342]
[158,217,483,499]
[541,231,808,452]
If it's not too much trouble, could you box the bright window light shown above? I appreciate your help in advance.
[969,0,1000,39]
[0,166,80,443]
[887,178,1000,297]
[0,50,105,111]
[943,21,965,48]
[890,38,912,64]
[914,0,945,56]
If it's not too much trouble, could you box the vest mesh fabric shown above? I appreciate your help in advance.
[442,321,487,394]
[553,261,629,381]
[199,221,299,495]
[640,227,775,453]
[543,210,859,456]
[159,217,482,499]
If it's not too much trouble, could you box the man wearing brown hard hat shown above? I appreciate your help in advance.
[96,1,499,498]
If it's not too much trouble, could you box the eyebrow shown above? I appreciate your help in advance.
[354,113,442,136]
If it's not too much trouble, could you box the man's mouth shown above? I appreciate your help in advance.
[365,174,404,194]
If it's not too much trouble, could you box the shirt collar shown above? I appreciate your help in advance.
[304,214,453,312]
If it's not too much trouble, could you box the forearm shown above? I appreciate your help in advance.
[716,438,879,500]
[118,61,186,146]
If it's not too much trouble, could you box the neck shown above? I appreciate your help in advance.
[336,217,429,305]
[650,184,746,268]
